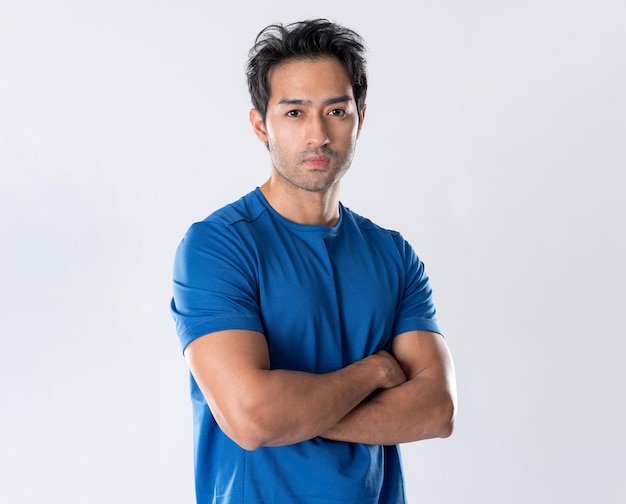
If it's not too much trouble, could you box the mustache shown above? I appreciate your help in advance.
[296,148,340,163]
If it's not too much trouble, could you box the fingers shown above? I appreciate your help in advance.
[374,350,407,389]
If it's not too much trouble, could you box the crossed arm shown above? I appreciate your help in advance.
[184,329,456,451]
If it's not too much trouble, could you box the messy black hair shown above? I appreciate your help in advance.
[246,19,367,123]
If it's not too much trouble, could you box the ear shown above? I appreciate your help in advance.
[249,108,268,144]
[356,104,367,139]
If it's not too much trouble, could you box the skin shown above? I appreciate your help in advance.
[250,57,363,226]
[185,56,457,451]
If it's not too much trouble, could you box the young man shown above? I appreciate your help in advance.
[171,19,457,503]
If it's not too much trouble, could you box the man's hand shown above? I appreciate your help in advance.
[369,350,407,389]
[185,330,412,450]
[321,331,457,445]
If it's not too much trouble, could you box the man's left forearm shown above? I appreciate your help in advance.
[320,374,455,445]
[322,330,457,445]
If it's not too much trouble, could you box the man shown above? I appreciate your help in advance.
[171,19,457,503]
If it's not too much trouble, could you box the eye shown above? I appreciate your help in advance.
[328,108,347,118]
[286,110,302,117]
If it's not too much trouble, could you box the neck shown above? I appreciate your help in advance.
[259,177,341,227]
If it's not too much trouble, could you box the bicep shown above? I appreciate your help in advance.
[386,331,457,439]
[184,330,270,423]
[391,331,456,384]
[172,222,263,352]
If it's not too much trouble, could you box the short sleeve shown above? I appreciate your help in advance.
[391,238,441,337]
[170,221,264,353]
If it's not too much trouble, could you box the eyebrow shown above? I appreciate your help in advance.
[277,95,353,107]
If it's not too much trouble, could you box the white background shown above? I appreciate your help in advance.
[1,1,624,502]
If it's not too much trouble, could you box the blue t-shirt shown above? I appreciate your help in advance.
[171,188,440,503]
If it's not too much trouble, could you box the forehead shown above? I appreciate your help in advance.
[267,56,354,103]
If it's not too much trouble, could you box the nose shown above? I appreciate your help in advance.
[306,114,330,148]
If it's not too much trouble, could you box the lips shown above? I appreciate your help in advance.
[304,156,331,169]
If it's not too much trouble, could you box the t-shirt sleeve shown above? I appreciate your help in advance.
[170,221,264,353]
[391,238,441,337]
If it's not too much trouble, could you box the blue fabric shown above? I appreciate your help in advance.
[171,188,440,503]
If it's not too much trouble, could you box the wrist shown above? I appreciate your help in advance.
[356,354,388,388]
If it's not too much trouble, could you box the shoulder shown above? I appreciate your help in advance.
[175,191,268,268]
[341,205,405,244]
[181,190,266,241]
[340,205,422,266]
[203,190,267,229]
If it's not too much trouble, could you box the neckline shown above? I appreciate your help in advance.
[253,187,343,234]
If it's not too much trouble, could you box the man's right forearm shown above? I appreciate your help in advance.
[237,352,405,449]
[185,330,406,451]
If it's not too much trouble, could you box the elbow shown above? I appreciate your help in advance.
[213,403,275,451]
[220,417,262,451]
[218,414,269,451]
[220,420,268,451]
[438,416,455,439]
[231,432,265,452]
[436,394,456,439]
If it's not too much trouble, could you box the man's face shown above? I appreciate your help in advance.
[251,57,365,193]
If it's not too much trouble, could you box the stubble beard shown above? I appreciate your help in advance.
[269,144,356,193]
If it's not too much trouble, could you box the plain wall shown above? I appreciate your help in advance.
[1,1,624,502]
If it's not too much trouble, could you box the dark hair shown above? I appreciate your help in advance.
[246,19,368,122]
